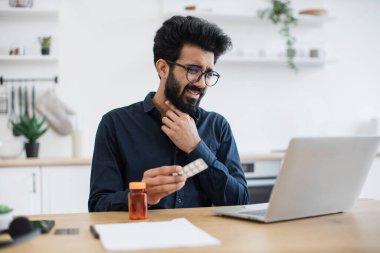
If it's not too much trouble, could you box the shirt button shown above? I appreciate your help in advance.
[178,198,182,203]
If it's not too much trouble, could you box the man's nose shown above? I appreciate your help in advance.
[193,75,207,88]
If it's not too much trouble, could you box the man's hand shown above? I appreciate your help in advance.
[142,165,187,205]
[161,101,201,153]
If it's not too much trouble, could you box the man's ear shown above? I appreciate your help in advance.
[156,59,170,79]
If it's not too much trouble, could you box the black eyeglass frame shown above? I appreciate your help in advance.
[165,60,220,87]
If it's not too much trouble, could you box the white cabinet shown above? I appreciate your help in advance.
[41,165,91,214]
[0,164,91,215]
[0,167,41,215]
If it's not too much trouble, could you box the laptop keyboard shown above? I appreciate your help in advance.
[239,209,267,217]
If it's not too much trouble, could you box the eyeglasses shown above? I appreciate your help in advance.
[166,60,220,87]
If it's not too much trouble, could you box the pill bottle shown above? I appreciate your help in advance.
[128,182,148,220]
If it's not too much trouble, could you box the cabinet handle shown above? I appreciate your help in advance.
[32,173,36,193]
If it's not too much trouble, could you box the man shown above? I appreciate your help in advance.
[89,16,248,211]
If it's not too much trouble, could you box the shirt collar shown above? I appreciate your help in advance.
[143,92,201,122]
[143,92,156,113]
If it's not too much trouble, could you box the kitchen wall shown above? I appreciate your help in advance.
[52,0,380,157]
[2,0,379,157]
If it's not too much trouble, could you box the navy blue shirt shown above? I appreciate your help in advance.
[88,92,248,211]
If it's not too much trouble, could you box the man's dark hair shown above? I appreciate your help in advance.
[153,16,232,64]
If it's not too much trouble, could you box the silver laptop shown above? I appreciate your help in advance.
[214,137,380,223]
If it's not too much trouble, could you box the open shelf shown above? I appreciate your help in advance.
[0,55,58,62]
[297,14,335,25]
[220,56,336,66]
[0,7,59,17]
[163,11,335,25]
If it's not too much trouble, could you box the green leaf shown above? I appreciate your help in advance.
[0,204,13,214]
[11,115,49,142]
[257,0,298,71]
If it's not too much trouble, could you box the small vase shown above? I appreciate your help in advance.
[0,212,13,232]
[41,48,50,55]
[25,142,39,158]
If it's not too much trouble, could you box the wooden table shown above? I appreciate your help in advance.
[1,199,379,253]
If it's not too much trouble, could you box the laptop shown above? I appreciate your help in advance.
[214,137,380,223]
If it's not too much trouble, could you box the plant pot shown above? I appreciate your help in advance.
[41,48,50,55]
[25,142,39,158]
[0,212,13,232]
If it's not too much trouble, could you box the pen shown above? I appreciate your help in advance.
[89,225,99,239]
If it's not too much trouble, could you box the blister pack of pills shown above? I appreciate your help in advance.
[172,158,208,178]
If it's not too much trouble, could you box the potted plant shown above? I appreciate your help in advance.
[38,36,52,55]
[258,0,298,70]
[0,204,13,232]
[11,115,49,158]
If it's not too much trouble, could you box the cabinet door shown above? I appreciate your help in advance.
[41,166,91,214]
[0,167,42,215]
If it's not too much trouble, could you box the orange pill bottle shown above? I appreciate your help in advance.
[128,182,148,220]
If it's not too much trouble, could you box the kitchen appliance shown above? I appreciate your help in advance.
[242,159,282,204]
[7,86,18,136]
[0,87,8,114]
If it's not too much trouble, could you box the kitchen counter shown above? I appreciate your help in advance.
[0,154,283,168]
[1,152,379,167]
[240,153,285,161]
[0,158,92,167]
[241,152,380,161]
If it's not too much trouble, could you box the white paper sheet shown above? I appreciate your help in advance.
[94,218,220,251]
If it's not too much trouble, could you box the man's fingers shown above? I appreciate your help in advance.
[144,174,186,187]
[146,181,186,195]
[162,116,178,130]
[165,110,180,122]
[144,165,182,177]
[161,125,174,138]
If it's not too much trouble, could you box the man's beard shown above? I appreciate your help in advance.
[164,71,205,116]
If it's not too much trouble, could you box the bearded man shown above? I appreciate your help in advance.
[89,16,248,211]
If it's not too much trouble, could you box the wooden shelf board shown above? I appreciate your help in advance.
[0,8,58,17]
[0,55,58,62]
